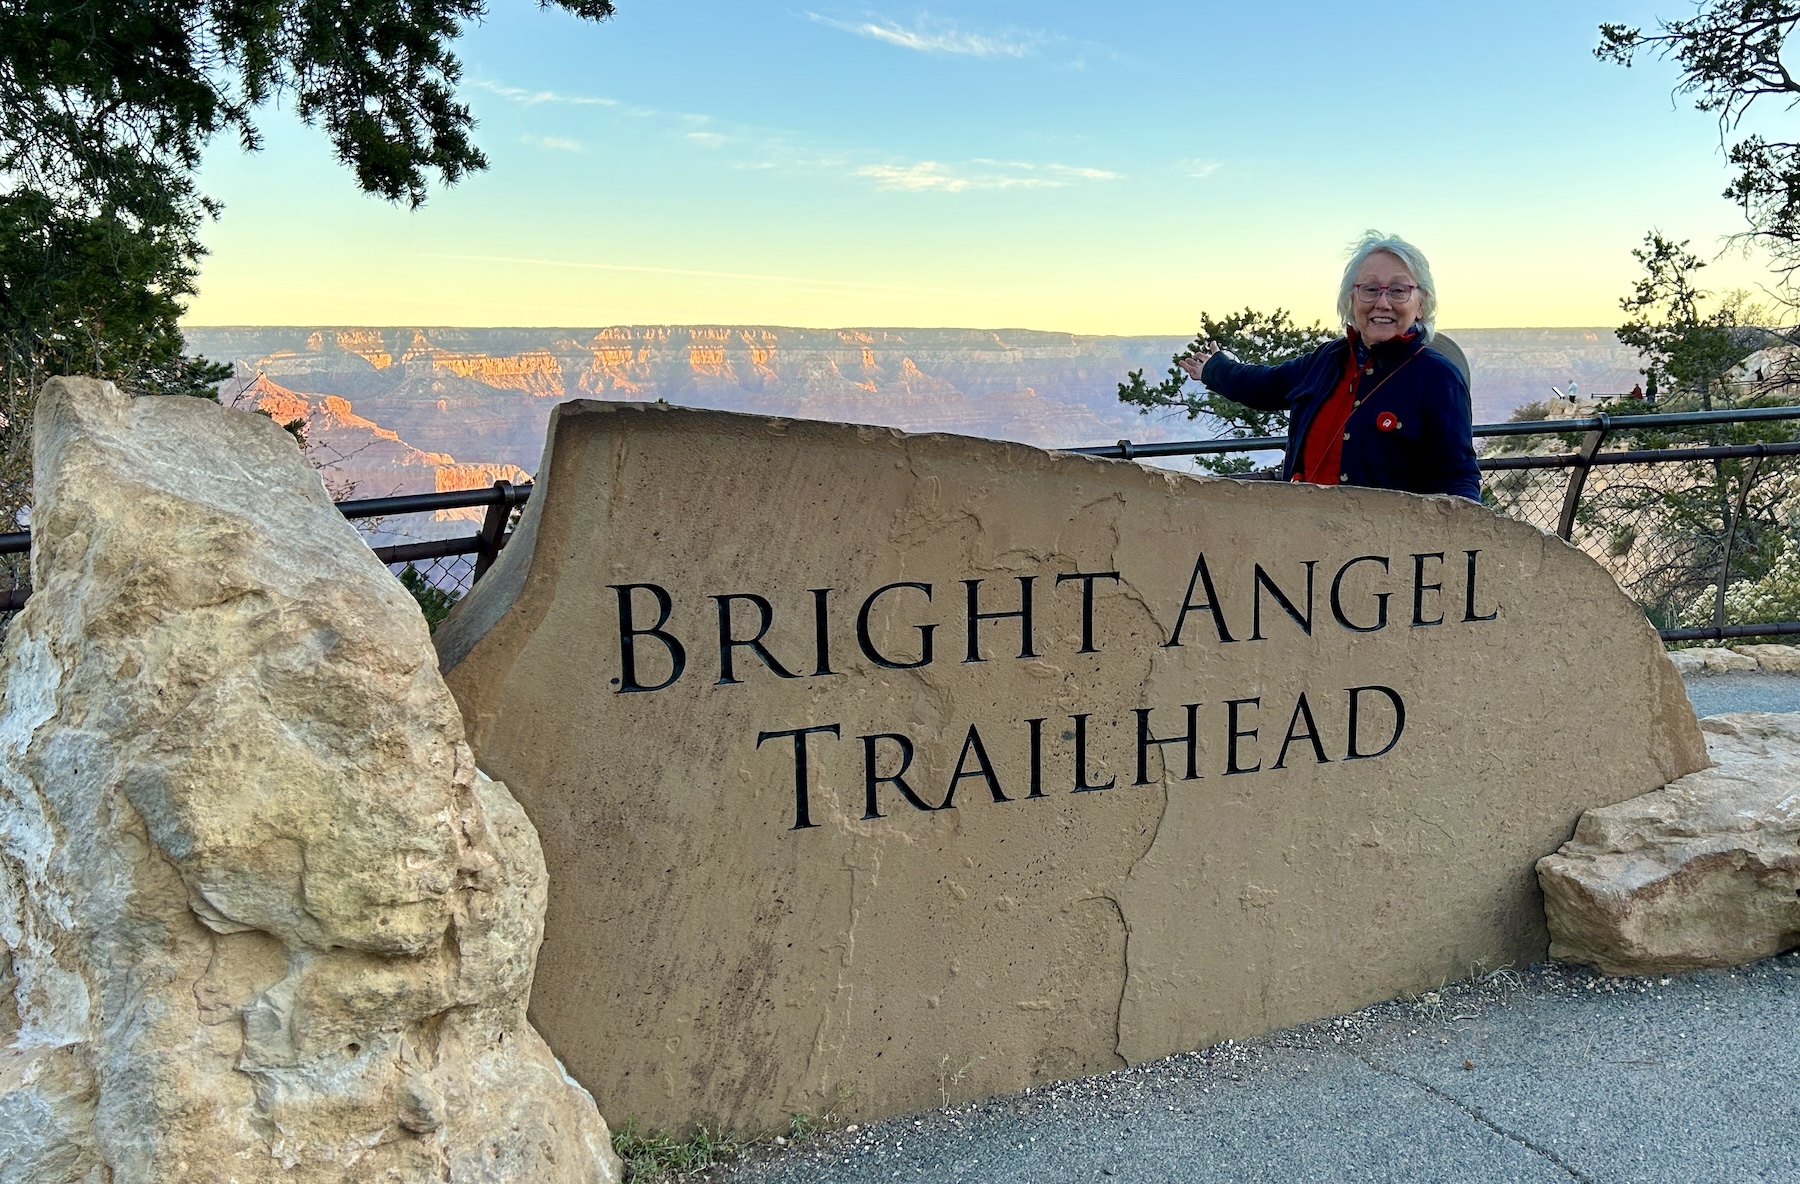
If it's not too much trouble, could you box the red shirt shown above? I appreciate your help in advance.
[1297,348,1360,485]
[1294,328,1420,486]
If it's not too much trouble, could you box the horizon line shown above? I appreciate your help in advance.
[180,322,1627,335]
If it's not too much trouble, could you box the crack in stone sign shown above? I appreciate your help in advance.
[606,548,1499,830]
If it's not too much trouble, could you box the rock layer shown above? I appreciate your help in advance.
[0,379,619,1182]
[1539,712,1800,976]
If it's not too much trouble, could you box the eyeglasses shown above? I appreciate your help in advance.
[1354,283,1421,304]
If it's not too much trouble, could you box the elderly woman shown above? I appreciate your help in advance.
[1178,232,1480,501]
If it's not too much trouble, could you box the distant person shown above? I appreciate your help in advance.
[1178,231,1480,501]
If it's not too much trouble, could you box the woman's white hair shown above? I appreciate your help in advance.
[1337,230,1437,341]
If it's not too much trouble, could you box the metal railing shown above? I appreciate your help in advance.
[4,407,1800,646]
[1076,405,1800,644]
[0,480,532,612]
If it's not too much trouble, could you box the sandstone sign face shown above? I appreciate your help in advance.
[436,401,1707,1134]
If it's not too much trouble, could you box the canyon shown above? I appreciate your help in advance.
[183,325,1647,526]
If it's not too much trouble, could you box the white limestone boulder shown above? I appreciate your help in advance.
[1538,712,1800,976]
[1665,646,1757,675]
[0,379,621,1183]
[1730,643,1800,673]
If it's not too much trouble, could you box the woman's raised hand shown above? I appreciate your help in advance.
[1176,340,1223,382]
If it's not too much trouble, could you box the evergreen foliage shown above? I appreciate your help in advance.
[1117,308,1338,474]
[0,0,618,532]
[1600,4,1800,287]
[1581,232,1798,631]
[397,564,460,632]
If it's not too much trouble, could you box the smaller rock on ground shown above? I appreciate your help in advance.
[1727,643,1800,673]
[1538,711,1800,977]
[1666,646,1759,675]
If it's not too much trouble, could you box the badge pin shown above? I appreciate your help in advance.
[1375,411,1400,432]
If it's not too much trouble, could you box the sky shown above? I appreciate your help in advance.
[183,0,1784,334]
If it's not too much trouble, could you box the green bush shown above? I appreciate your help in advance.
[397,564,459,632]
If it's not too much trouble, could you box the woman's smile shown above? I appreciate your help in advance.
[1351,251,1420,345]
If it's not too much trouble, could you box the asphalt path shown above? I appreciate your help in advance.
[1682,670,1800,718]
[714,958,1800,1184]
[707,676,1800,1184]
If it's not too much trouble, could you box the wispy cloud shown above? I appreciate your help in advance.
[1178,158,1222,179]
[857,158,1117,192]
[806,12,1041,59]
[524,134,585,153]
[477,73,1117,197]
[420,252,968,296]
[477,79,706,124]
[476,80,619,108]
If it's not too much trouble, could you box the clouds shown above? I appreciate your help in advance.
[476,81,619,108]
[524,134,585,153]
[857,159,1118,192]
[805,12,1042,59]
[478,71,1117,197]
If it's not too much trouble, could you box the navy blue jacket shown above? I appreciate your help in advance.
[1199,333,1480,501]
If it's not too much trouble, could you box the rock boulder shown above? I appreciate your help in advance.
[1729,643,1800,673]
[0,379,620,1182]
[1539,712,1800,976]
[1664,646,1757,676]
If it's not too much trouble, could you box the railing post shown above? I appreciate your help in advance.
[472,480,513,583]
[1556,413,1611,542]
[1714,448,1766,638]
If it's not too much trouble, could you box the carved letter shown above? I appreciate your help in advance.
[757,724,841,831]
[714,593,799,684]
[1134,704,1202,784]
[1462,550,1499,622]
[1330,555,1391,633]
[942,725,1009,808]
[856,582,937,669]
[1346,685,1407,760]
[1252,561,1317,640]
[860,733,938,818]
[1026,717,1047,798]
[611,582,687,693]
[1055,571,1121,653]
[1071,714,1117,792]
[1164,553,1237,646]
[1411,552,1446,627]
[1272,693,1331,770]
[810,587,837,675]
[964,576,1039,662]
[1224,697,1262,775]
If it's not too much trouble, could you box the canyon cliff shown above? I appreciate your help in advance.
[186,325,1648,497]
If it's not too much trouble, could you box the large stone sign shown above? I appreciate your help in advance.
[436,401,1707,1134]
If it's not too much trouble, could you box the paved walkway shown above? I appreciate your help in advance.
[710,676,1800,1184]
[1682,670,1800,718]
[715,956,1800,1183]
